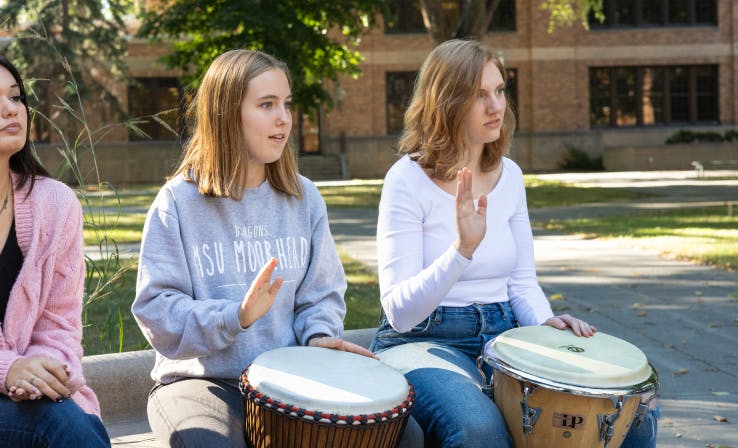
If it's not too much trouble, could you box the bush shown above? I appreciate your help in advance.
[723,130,738,142]
[557,144,604,171]
[665,129,728,144]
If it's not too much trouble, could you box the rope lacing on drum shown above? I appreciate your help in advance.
[239,368,415,426]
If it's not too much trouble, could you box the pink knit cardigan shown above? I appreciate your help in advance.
[0,172,101,416]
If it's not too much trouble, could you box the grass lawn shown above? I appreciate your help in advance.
[80,177,736,354]
[80,177,647,244]
[537,205,738,271]
[82,252,381,355]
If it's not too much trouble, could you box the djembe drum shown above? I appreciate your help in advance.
[239,346,414,448]
[484,326,658,448]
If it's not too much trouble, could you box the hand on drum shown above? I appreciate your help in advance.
[239,258,283,329]
[307,336,379,360]
[454,167,487,259]
[543,314,597,337]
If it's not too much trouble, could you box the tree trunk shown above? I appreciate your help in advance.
[420,0,501,44]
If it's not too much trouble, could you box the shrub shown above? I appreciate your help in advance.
[723,130,738,142]
[557,144,604,171]
[665,129,726,144]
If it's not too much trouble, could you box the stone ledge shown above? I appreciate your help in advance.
[82,328,378,446]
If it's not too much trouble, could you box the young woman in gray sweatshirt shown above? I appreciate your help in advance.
[131,49,392,448]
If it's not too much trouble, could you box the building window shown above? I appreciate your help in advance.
[128,78,183,141]
[297,108,321,155]
[385,0,516,33]
[589,65,718,127]
[591,0,716,28]
[386,71,417,134]
[386,67,518,135]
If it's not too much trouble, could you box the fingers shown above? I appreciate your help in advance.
[33,371,71,402]
[476,194,487,218]
[544,314,597,337]
[255,257,279,287]
[6,357,71,402]
[269,276,284,296]
[341,341,380,359]
[239,258,282,328]
[308,337,380,360]
[455,168,472,204]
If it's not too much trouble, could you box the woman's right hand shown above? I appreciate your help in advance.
[454,167,487,259]
[238,257,284,328]
[6,356,70,402]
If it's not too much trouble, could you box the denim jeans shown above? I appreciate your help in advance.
[370,302,659,448]
[371,302,518,448]
[0,395,110,447]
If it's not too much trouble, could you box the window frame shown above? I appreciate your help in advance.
[589,64,719,128]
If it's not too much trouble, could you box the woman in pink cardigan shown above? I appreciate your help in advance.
[0,54,110,446]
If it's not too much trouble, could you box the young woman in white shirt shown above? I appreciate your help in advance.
[369,39,657,448]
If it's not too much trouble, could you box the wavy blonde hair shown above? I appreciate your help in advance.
[398,39,516,181]
[173,49,301,200]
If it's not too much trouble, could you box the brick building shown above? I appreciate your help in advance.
[318,0,736,176]
[10,0,738,181]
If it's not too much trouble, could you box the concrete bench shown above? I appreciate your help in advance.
[82,328,378,447]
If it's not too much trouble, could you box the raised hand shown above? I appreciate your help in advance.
[544,314,597,337]
[6,356,70,402]
[238,258,284,328]
[454,167,487,259]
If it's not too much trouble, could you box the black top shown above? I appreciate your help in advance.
[0,221,23,323]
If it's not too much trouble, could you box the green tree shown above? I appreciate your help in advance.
[138,0,388,113]
[539,0,605,33]
[406,0,604,44]
[0,0,132,122]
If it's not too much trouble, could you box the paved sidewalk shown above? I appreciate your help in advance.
[329,170,738,447]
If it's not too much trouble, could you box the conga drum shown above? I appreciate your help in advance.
[485,326,658,448]
[239,346,414,448]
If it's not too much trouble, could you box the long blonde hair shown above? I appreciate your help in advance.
[398,39,516,181]
[173,49,301,200]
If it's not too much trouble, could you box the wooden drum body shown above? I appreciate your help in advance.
[239,346,414,448]
[485,326,658,448]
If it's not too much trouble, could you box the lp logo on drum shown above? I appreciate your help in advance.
[552,412,586,429]
[559,344,585,353]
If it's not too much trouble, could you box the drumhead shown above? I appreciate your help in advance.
[486,326,652,389]
[246,346,410,415]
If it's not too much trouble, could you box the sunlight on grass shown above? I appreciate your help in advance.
[341,251,381,329]
[539,205,738,270]
[83,214,147,245]
[318,184,384,208]
[523,176,652,208]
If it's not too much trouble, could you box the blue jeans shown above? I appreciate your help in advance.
[370,302,659,448]
[371,302,518,448]
[0,395,110,447]
[622,407,660,448]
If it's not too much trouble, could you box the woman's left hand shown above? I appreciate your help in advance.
[544,314,597,337]
[307,336,379,360]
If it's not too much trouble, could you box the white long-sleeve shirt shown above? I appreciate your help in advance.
[377,155,554,332]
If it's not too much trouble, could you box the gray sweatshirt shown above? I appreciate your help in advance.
[132,174,346,384]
